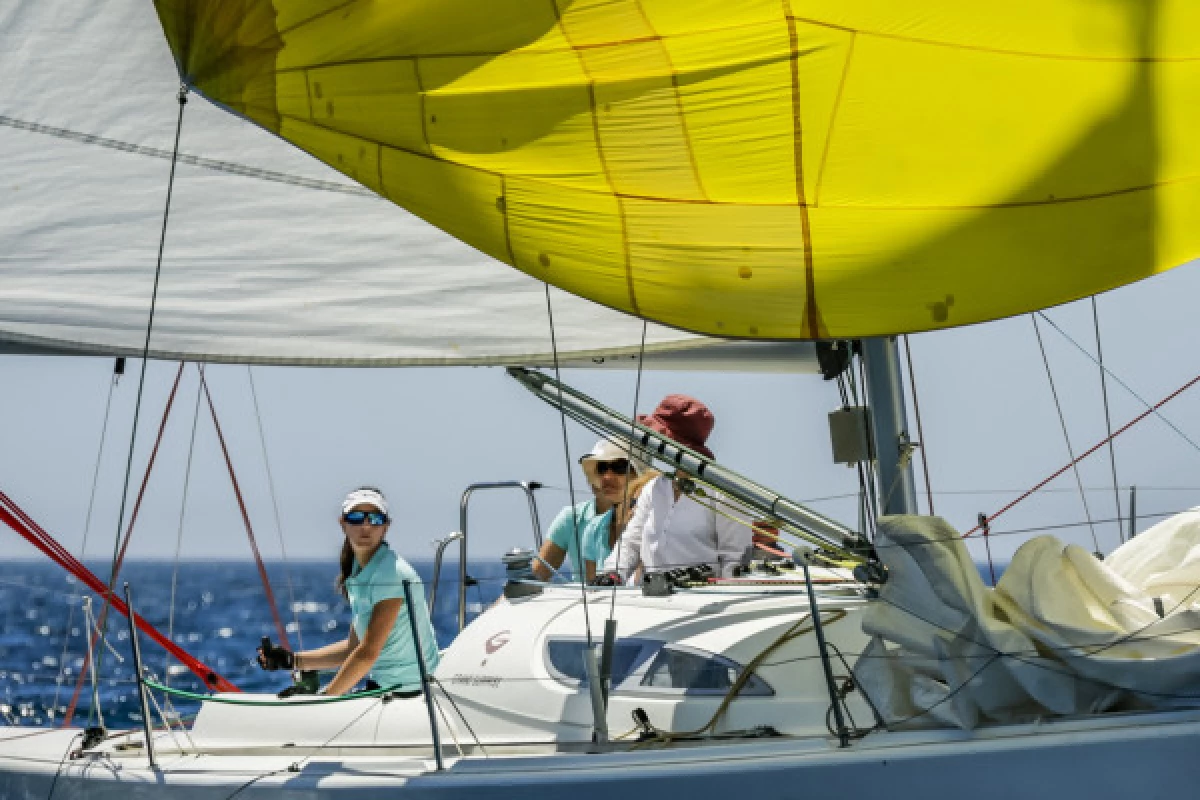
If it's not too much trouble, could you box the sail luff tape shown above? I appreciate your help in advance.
[507,367,861,560]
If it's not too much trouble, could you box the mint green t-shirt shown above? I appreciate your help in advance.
[344,543,440,690]
[546,500,614,578]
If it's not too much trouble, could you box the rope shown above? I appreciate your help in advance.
[902,335,935,515]
[51,360,120,720]
[633,611,847,748]
[247,365,303,649]
[1031,315,1101,553]
[1090,299,1124,542]
[166,368,205,685]
[965,371,1200,537]
[64,360,188,725]
[143,679,412,706]
[542,285,594,648]
[199,369,290,649]
[43,731,83,800]
[0,491,237,696]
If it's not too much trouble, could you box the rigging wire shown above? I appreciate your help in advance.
[66,361,187,727]
[965,369,1200,538]
[1031,315,1101,554]
[51,360,121,721]
[902,335,935,516]
[844,358,878,537]
[609,320,648,618]
[1036,311,1200,455]
[98,84,189,680]
[165,366,205,686]
[246,365,303,649]
[1090,299,1122,541]
[542,285,594,649]
[432,676,489,757]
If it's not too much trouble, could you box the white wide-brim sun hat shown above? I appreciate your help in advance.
[578,438,650,481]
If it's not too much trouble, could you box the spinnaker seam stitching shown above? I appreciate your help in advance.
[266,15,785,70]
[275,0,361,39]
[812,31,856,209]
[630,0,711,203]
[783,1,821,339]
[287,111,1200,211]
[553,0,641,316]
[788,15,1200,64]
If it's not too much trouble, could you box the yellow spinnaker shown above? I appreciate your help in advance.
[153,1,1200,340]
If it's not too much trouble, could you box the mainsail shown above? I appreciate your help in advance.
[0,0,814,368]
[151,1,1200,341]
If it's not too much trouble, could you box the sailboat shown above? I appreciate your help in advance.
[3,0,1200,796]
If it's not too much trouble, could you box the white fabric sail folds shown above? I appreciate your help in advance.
[0,0,813,368]
[855,512,1200,730]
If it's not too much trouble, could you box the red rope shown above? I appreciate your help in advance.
[0,493,238,695]
[199,370,291,650]
[965,372,1200,538]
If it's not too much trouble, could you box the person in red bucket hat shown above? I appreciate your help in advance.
[637,394,715,460]
[602,395,753,581]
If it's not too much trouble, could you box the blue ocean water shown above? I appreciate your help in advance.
[0,560,506,729]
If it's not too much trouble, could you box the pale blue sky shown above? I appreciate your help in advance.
[1,261,1199,570]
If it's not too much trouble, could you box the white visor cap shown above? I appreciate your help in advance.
[342,488,389,516]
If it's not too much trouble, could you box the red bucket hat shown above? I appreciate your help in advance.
[638,395,715,460]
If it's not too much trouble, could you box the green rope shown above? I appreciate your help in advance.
[143,678,418,707]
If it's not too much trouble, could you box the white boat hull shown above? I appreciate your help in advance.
[3,708,1199,799]
[6,581,1197,797]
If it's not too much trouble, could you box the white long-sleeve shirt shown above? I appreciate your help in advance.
[605,475,752,580]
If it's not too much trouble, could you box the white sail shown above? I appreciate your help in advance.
[0,0,815,369]
[856,512,1200,730]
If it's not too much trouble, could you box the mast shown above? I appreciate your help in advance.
[861,337,919,516]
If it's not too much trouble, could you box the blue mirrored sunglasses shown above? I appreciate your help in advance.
[343,510,388,526]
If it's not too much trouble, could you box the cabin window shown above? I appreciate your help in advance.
[639,644,771,696]
[545,638,657,688]
[544,637,772,696]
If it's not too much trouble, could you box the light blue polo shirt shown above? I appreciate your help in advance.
[546,500,615,578]
[344,543,440,690]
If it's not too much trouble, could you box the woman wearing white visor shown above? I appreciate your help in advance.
[532,440,653,582]
[257,486,440,696]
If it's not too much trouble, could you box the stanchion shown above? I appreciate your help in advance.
[402,580,444,771]
[799,554,850,748]
[123,582,157,769]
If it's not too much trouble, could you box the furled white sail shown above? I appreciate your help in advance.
[0,0,815,369]
[856,513,1200,730]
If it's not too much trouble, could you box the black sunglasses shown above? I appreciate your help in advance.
[594,459,631,476]
[344,510,388,526]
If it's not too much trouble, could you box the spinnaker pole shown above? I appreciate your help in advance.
[507,367,867,562]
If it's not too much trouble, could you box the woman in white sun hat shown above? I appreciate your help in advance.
[257,486,440,696]
[532,439,654,582]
